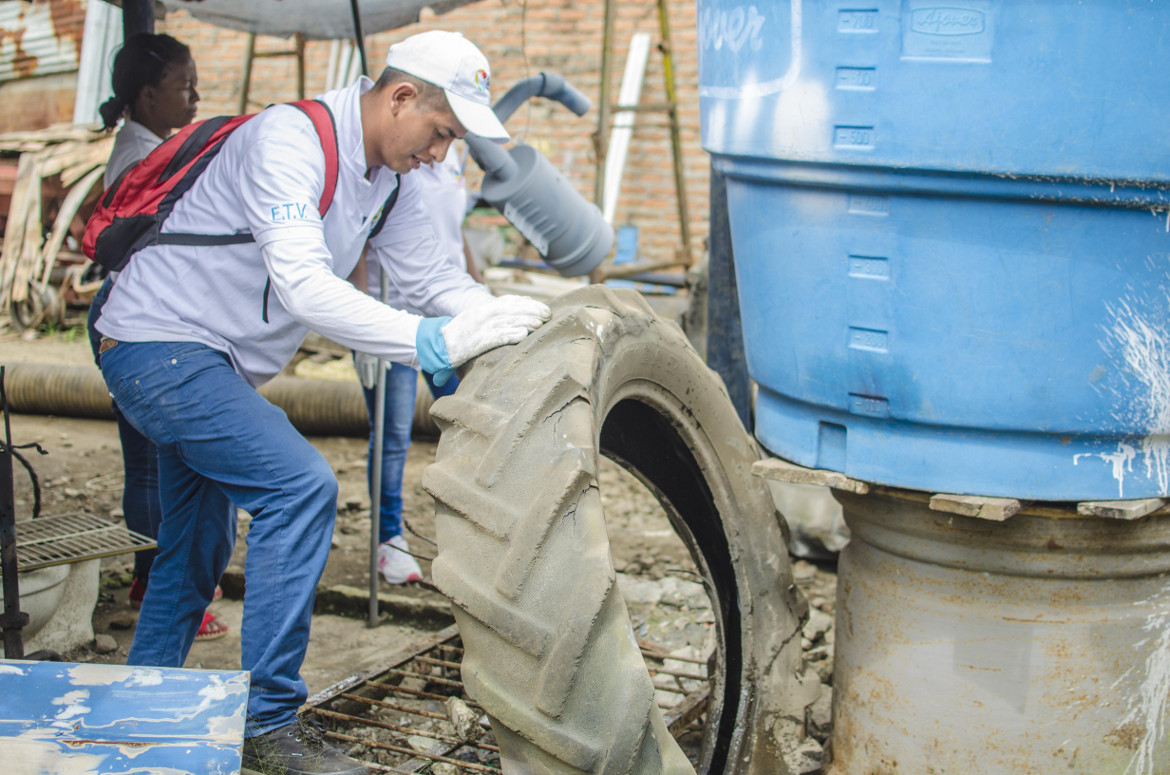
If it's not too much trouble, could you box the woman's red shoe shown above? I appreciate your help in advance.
[195,612,229,641]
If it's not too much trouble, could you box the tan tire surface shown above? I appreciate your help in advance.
[423,286,814,774]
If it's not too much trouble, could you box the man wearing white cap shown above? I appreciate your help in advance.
[95,30,545,775]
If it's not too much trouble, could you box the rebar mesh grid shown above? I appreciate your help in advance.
[304,624,711,773]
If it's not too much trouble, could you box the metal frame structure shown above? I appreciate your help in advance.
[0,366,156,659]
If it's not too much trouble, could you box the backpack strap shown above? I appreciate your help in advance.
[156,100,340,248]
[289,99,339,216]
[367,173,402,240]
[158,116,239,184]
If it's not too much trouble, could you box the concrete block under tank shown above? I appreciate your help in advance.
[828,488,1170,774]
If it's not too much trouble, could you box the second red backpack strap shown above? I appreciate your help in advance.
[289,99,339,216]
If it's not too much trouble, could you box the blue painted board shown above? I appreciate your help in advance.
[0,660,248,774]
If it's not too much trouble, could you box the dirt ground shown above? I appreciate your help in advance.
[0,319,838,770]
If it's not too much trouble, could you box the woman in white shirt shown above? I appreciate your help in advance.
[359,148,479,586]
[87,33,224,640]
[98,33,199,185]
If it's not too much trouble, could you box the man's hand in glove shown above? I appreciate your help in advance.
[416,295,552,386]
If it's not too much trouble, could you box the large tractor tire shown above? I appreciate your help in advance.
[423,286,816,774]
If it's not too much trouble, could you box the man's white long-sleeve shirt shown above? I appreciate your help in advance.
[369,150,470,313]
[97,77,492,386]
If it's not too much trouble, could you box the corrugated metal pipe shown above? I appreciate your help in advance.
[1,363,439,439]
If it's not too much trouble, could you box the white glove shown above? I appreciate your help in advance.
[353,350,382,389]
[441,294,551,367]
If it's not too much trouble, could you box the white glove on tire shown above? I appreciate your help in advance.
[441,294,551,367]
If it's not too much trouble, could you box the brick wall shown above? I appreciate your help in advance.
[160,0,709,269]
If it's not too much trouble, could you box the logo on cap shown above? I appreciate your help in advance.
[473,68,490,92]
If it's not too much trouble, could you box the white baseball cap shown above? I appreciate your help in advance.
[384,31,509,142]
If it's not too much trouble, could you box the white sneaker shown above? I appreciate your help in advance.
[378,535,423,584]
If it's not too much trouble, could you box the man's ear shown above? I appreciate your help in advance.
[388,82,419,114]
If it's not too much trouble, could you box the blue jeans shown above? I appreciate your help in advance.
[361,363,457,544]
[87,277,160,582]
[98,341,338,736]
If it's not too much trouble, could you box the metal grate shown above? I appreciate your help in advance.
[11,513,156,572]
[304,624,710,772]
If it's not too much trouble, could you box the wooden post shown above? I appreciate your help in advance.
[657,0,691,262]
[594,0,617,208]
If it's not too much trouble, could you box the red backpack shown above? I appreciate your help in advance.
[83,99,339,271]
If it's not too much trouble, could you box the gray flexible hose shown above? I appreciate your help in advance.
[491,72,592,124]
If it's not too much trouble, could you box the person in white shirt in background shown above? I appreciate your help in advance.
[94,30,549,775]
[354,147,480,585]
[100,34,199,188]
[86,33,229,641]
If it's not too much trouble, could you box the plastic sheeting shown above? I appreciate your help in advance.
[156,0,483,40]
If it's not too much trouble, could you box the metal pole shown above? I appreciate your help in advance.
[368,270,389,627]
[238,33,255,114]
[348,0,381,628]
[295,33,306,100]
[0,368,28,659]
[705,165,751,429]
[121,0,154,38]
[349,0,370,79]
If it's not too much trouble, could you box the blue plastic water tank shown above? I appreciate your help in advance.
[699,0,1170,500]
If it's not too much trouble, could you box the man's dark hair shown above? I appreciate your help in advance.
[373,67,449,112]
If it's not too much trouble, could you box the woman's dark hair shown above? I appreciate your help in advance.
[98,33,191,129]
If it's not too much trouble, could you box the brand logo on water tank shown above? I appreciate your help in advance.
[911,7,985,35]
[698,5,766,53]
